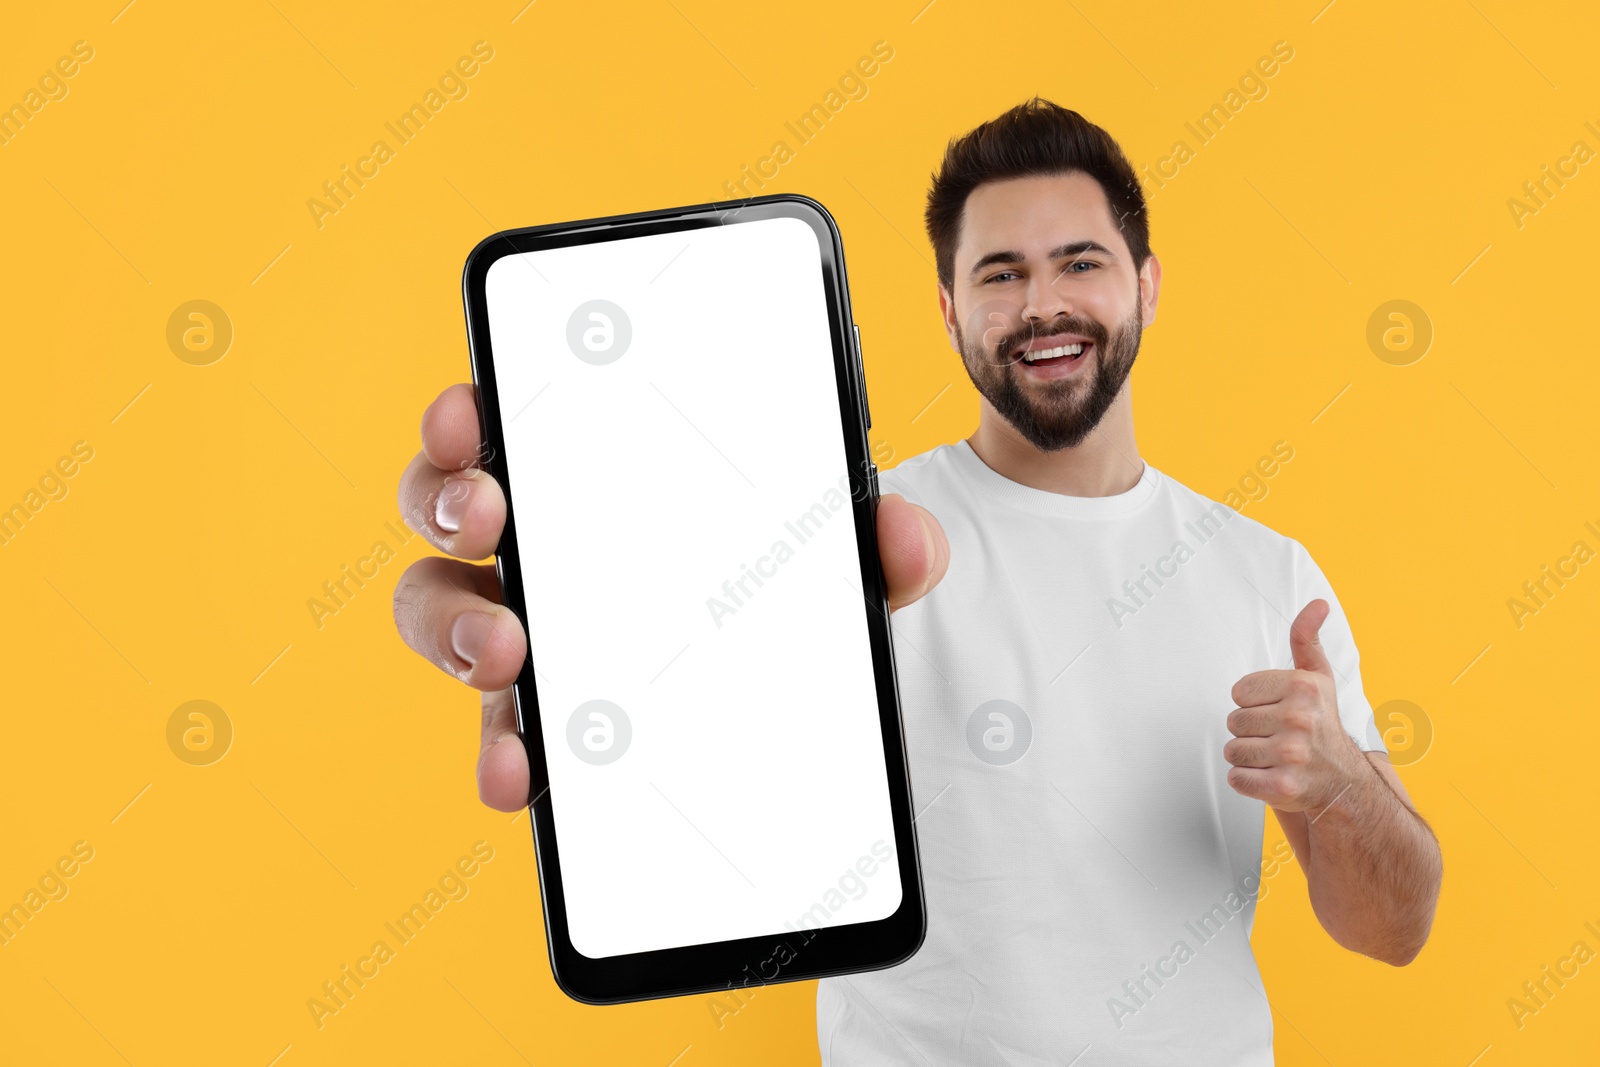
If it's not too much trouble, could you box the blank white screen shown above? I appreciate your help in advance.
[484,215,902,959]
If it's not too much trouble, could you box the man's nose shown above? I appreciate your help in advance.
[1022,270,1071,325]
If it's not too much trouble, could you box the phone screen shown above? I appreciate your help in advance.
[483,214,902,959]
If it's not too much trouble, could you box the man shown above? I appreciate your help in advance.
[394,97,1441,1064]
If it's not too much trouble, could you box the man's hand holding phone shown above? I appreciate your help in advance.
[393,382,950,812]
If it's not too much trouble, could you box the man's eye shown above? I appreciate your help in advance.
[985,271,1020,284]
[1065,260,1098,273]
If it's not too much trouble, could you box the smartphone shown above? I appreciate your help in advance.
[460,194,925,1004]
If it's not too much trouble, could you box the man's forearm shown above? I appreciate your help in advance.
[1279,756,1442,965]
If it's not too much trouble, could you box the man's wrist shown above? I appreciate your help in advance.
[1304,743,1385,825]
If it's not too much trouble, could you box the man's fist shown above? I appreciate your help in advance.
[1223,599,1367,813]
[393,383,950,812]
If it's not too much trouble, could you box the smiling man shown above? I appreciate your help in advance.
[810,97,1442,1065]
[393,97,1441,1066]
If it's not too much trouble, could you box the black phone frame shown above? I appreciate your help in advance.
[460,193,926,1005]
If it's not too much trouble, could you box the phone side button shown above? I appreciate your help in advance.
[854,324,871,429]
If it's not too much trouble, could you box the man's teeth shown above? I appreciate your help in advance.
[1021,342,1084,362]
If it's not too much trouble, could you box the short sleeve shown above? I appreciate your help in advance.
[1289,543,1386,755]
[876,466,914,505]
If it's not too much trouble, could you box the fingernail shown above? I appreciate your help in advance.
[451,611,495,668]
[435,474,474,533]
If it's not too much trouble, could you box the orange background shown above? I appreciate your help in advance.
[2,1,1596,1063]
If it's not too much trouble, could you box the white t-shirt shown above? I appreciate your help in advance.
[817,440,1385,1066]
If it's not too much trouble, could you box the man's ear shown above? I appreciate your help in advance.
[937,282,960,353]
[1138,254,1162,329]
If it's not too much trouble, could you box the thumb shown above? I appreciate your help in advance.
[876,494,949,612]
[1289,598,1333,677]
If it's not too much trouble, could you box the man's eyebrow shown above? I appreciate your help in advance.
[967,240,1117,278]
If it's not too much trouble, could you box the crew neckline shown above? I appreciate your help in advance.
[946,438,1162,519]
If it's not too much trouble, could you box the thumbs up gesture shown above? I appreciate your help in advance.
[1224,600,1368,812]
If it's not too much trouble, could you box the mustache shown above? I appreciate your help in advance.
[983,315,1108,363]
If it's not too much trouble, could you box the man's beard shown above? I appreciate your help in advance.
[955,300,1142,452]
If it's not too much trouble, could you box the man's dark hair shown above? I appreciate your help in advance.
[924,97,1151,291]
